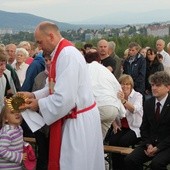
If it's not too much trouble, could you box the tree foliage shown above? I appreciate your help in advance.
[1,31,170,58]
[75,34,170,58]
[1,31,34,45]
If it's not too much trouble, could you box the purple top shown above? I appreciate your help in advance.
[0,124,24,170]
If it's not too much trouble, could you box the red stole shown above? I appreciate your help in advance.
[48,39,73,170]
[48,39,96,170]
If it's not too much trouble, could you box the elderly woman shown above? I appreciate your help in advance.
[12,48,29,86]
[18,41,34,64]
[109,74,143,170]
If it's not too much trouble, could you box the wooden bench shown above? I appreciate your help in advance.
[104,145,134,155]
[104,145,134,170]
[104,145,161,170]
[24,137,36,144]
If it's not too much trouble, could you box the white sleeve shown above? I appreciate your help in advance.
[33,83,49,99]
[38,47,82,125]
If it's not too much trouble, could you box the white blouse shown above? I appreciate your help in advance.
[14,62,29,86]
[125,89,143,137]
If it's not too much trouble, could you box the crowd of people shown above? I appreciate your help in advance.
[0,21,170,170]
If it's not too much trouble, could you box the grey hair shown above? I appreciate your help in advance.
[15,48,29,57]
[108,41,116,52]
[18,41,31,48]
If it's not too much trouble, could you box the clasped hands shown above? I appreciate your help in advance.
[18,92,39,112]
[144,144,158,157]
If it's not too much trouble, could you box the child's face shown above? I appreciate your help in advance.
[5,108,22,126]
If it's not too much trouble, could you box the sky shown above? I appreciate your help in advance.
[1,0,170,24]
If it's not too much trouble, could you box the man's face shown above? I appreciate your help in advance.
[0,61,6,77]
[151,83,169,99]
[6,45,16,60]
[97,40,108,57]
[35,30,53,55]
[128,47,138,57]
[156,40,164,52]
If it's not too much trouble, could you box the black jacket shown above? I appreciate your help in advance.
[123,53,146,95]
[145,60,164,92]
[140,94,170,151]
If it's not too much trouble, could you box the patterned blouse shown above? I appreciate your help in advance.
[0,124,24,170]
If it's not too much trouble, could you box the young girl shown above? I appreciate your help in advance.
[0,101,27,170]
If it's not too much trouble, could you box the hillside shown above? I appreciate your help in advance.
[0,10,78,32]
[0,10,123,33]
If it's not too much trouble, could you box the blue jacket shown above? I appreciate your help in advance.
[123,53,146,95]
[21,52,45,92]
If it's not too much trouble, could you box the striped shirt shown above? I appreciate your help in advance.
[0,124,24,170]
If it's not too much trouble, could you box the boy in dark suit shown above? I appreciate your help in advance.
[125,71,170,170]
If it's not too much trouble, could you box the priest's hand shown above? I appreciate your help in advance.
[20,98,39,111]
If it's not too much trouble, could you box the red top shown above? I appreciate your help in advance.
[25,57,34,65]
[121,117,129,129]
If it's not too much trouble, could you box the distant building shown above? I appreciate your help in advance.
[77,28,84,34]
[147,25,170,37]
[85,32,102,41]
[0,28,13,35]
[120,26,131,33]
[94,33,102,39]
[85,33,94,41]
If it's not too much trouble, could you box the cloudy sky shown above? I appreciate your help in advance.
[1,0,170,23]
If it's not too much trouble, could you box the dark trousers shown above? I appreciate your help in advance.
[21,119,35,137]
[125,146,170,170]
[34,130,49,170]
[109,128,139,170]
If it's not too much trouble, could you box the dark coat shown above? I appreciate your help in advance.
[123,53,146,95]
[109,53,122,79]
[145,60,164,92]
[140,94,170,151]
[21,52,45,92]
